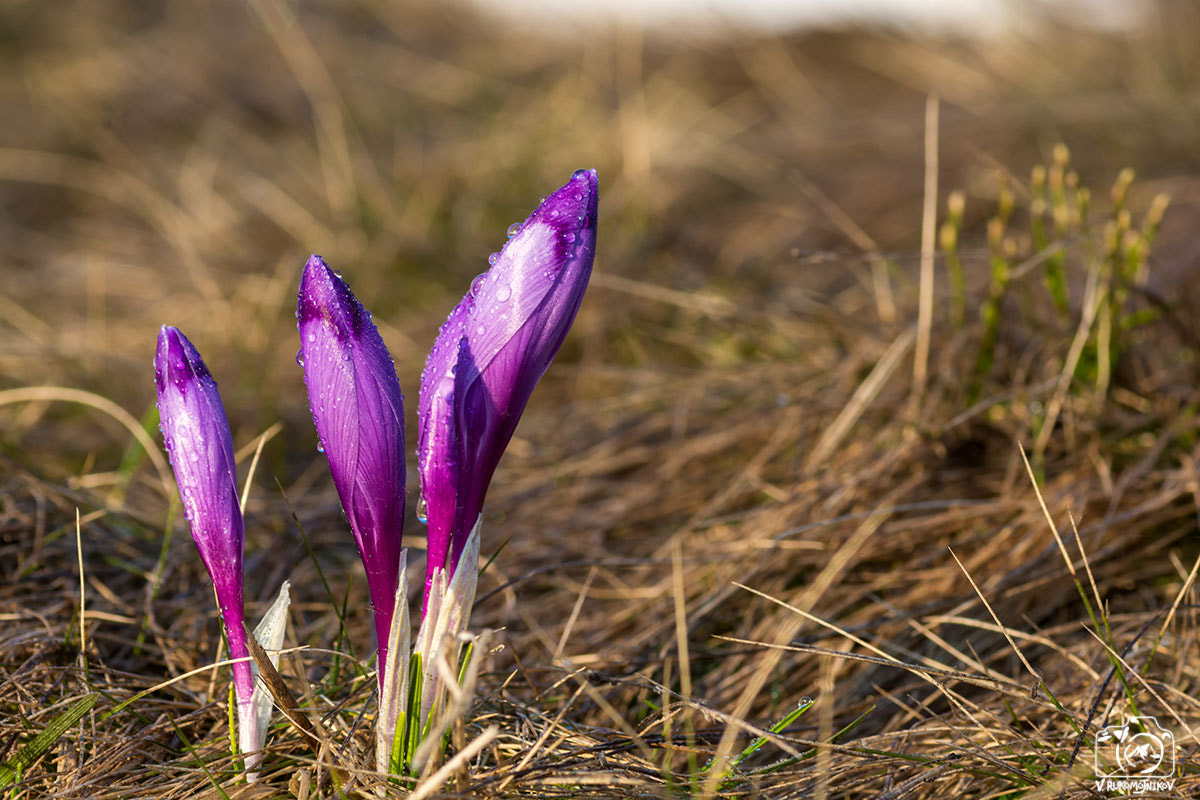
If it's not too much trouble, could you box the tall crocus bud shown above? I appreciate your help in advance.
[419,169,598,605]
[154,326,260,767]
[298,255,406,683]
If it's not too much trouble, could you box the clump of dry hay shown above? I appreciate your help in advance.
[2,0,1200,797]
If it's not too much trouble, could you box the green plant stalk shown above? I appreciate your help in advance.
[940,222,965,328]
[228,683,237,757]
[970,251,1010,405]
[1043,254,1070,317]
[748,704,875,779]
[437,639,478,757]
[168,715,231,800]
[403,652,425,776]
[730,698,814,772]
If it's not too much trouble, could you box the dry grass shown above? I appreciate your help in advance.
[3,0,1200,796]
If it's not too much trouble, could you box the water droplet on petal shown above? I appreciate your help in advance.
[571,168,590,180]
[487,252,499,266]
[316,440,325,454]
[295,349,304,367]
[564,231,575,243]
[476,324,485,335]
[333,269,343,278]
[496,284,511,302]
[506,222,522,238]
[470,273,488,297]
[415,494,428,524]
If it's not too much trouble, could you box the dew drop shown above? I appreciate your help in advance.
[495,284,511,302]
[549,208,559,218]
[316,440,325,453]
[333,269,343,278]
[571,168,590,180]
[564,231,575,243]
[295,349,304,367]
[416,495,428,524]
[476,324,485,335]
[470,272,488,297]
[487,252,499,266]
[506,222,522,238]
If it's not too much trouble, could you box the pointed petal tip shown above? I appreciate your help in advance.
[297,255,360,336]
[298,255,333,313]
[532,169,599,231]
[155,326,212,395]
[301,254,334,291]
[156,324,180,357]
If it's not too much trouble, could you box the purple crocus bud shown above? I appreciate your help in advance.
[298,255,406,683]
[418,169,598,604]
[154,326,256,757]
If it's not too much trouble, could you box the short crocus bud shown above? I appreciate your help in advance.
[418,169,598,605]
[298,255,406,683]
[154,326,261,768]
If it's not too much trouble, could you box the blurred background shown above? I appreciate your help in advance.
[4,0,1196,478]
[2,0,1200,793]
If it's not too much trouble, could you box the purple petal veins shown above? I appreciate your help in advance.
[298,255,406,684]
[417,169,598,609]
[154,326,252,707]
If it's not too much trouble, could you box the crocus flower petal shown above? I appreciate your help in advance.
[417,169,598,601]
[154,326,252,706]
[465,168,598,405]
[417,299,473,600]
[298,255,406,682]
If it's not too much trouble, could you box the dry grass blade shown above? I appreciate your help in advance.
[912,93,939,401]
[0,386,172,496]
[806,328,915,470]
[242,624,322,753]
[407,726,498,800]
[5,3,1200,797]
